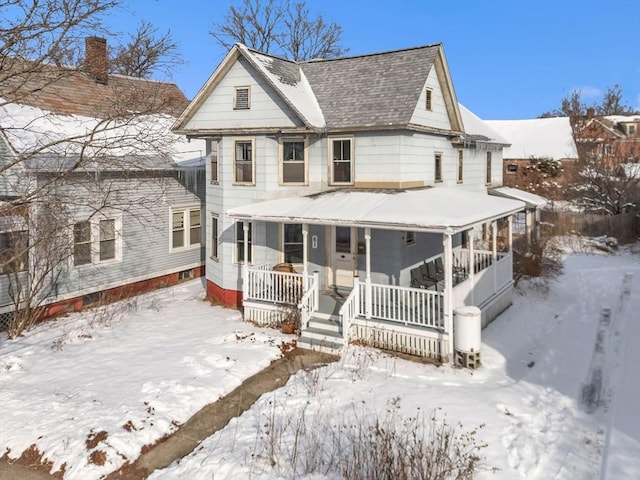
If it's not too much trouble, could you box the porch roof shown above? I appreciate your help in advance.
[227,187,525,234]
[489,187,548,209]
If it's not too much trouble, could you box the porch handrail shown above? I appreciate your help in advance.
[298,272,319,329]
[339,279,360,343]
[246,268,304,305]
[368,283,444,331]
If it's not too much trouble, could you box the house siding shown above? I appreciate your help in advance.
[409,69,452,131]
[184,57,302,131]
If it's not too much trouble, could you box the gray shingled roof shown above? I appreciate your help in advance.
[300,45,439,129]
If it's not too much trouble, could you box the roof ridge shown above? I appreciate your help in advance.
[302,43,442,64]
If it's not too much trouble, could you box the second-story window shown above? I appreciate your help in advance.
[234,139,254,184]
[486,151,492,184]
[233,86,250,110]
[281,139,306,184]
[457,149,464,183]
[434,152,443,182]
[330,138,353,185]
[603,144,613,156]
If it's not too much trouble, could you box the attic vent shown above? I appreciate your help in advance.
[234,86,250,110]
[425,88,433,110]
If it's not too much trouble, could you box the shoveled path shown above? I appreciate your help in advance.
[107,348,338,479]
[0,348,338,480]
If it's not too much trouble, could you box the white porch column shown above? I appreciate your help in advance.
[365,227,372,320]
[508,216,513,251]
[242,221,249,297]
[469,228,475,304]
[491,221,498,262]
[443,230,454,358]
[302,223,309,282]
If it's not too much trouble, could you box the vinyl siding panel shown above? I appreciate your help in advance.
[409,69,452,130]
[184,57,302,131]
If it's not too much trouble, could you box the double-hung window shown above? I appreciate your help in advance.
[282,224,303,264]
[486,151,492,184]
[0,230,28,274]
[99,219,116,261]
[73,221,91,266]
[281,139,306,184]
[208,139,219,183]
[330,138,353,185]
[234,139,254,184]
[210,214,219,260]
[236,221,252,264]
[457,149,464,183]
[171,207,201,250]
[434,152,443,183]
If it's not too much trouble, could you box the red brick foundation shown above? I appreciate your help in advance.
[34,266,205,322]
[206,280,242,308]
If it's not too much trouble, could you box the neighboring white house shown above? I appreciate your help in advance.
[0,38,206,328]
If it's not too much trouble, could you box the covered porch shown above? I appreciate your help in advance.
[228,188,524,361]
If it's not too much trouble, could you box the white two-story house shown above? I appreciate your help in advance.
[172,43,525,362]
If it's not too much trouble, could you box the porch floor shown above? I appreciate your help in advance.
[317,288,349,317]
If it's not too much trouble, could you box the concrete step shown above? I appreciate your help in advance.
[303,326,343,343]
[297,335,343,354]
[307,315,341,333]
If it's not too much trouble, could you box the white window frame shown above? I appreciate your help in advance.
[0,230,28,274]
[73,220,92,266]
[329,137,354,186]
[281,223,304,264]
[603,144,613,155]
[434,152,443,183]
[628,124,636,135]
[486,151,492,185]
[235,221,253,265]
[170,206,201,252]
[71,215,122,267]
[233,86,251,110]
[279,137,308,185]
[233,137,255,185]
[208,138,220,184]
[210,213,219,261]
[425,88,433,110]
[456,149,464,183]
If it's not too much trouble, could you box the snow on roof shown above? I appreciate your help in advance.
[458,104,509,144]
[486,117,577,160]
[605,114,640,123]
[228,188,525,233]
[490,187,548,208]
[241,45,325,128]
[0,98,202,166]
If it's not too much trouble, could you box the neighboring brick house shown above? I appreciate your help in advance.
[486,117,578,201]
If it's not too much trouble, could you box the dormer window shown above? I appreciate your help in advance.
[425,88,433,110]
[629,124,636,136]
[234,86,250,110]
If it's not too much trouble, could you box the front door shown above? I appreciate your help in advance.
[330,226,355,288]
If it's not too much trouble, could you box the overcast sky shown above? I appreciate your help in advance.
[107,0,640,120]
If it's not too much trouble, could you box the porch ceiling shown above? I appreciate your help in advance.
[227,187,525,233]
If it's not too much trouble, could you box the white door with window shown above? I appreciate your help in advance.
[330,226,355,289]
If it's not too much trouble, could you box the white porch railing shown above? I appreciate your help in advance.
[452,251,512,310]
[360,282,444,330]
[339,279,360,342]
[298,272,319,329]
[245,267,304,305]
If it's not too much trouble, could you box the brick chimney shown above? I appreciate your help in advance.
[587,107,595,119]
[85,36,108,84]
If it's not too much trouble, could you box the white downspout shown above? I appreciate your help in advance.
[365,227,372,319]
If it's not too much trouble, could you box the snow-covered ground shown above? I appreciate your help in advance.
[0,280,288,479]
[1,240,639,479]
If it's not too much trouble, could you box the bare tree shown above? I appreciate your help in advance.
[540,84,637,120]
[109,20,183,78]
[0,0,195,337]
[210,0,348,61]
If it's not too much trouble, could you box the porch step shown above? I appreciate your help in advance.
[297,335,343,354]
[307,315,341,333]
[298,314,344,354]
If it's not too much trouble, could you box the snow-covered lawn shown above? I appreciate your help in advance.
[2,241,639,480]
[0,279,288,479]
[151,242,640,480]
